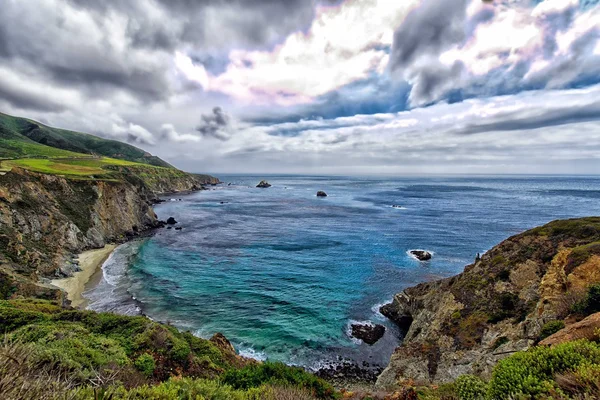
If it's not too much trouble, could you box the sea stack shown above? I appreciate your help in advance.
[317,191,328,197]
[351,323,385,345]
[256,180,272,188]
[409,250,432,261]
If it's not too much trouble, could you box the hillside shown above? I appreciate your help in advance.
[0,112,172,167]
[377,217,600,389]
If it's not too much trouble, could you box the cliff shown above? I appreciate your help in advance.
[377,217,600,388]
[0,167,217,300]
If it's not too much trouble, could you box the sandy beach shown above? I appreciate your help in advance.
[52,244,117,309]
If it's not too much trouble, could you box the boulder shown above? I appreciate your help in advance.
[351,323,386,345]
[540,312,600,346]
[175,227,183,231]
[256,180,271,188]
[409,250,432,261]
[317,191,328,197]
[166,217,177,225]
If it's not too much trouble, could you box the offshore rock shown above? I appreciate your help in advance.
[166,217,178,225]
[351,323,385,345]
[409,250,432,261]
[256,180,271,188]
[317,191,328,197]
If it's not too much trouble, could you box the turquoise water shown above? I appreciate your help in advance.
[85,175,600,369]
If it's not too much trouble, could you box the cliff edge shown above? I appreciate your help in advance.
[377,217,600,388]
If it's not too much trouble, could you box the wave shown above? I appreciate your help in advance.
[371,300,392,321]
[238,346,268,362]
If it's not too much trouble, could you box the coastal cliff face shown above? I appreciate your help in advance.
[0,167,217,300]
[377,217,600,388]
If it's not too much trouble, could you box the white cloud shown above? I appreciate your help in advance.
[175,0,419,105]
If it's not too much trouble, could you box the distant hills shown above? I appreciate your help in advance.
[0,112,172,168]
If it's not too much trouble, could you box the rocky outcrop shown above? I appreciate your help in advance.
[256,180,271,188]
[351,323,385,345]
[317,191,328,197]
[0,167,215,298]
[377,217,600,388]
[540,312,600,346]
[409,250,432,261]
[166,217,178,225]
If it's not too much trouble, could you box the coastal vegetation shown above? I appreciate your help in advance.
[0,299,338,400]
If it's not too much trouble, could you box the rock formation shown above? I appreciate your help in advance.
[377,217,600,388]
[317,191,328,197]
[351,323,385,345]
[0,167,217,299]
[256,180,271,188]
[409,250,432,261]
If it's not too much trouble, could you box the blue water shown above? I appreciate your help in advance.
[85,175,600,369]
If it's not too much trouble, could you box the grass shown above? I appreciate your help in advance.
[0,112,172,167]
[0,157,166,179]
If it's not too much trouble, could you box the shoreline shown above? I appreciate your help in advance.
[51,244,117,309]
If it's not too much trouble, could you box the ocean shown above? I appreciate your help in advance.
[84,175,600,370]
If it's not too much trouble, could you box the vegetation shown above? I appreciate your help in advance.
[0,112,171,167]
[222,362,338,399]
[0,299,334,399]
[572,284,600,317]
[538,320,565,341]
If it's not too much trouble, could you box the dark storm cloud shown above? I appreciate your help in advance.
[455,97,600,136]
[196,107,232,141]
[390,0,468,71]
[388,0,470,105]
[0,79,66,113]
[0,0,319,111]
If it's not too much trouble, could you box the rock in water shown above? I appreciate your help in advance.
[410,250,432,261]
[316,191,328,197]
[166,217,178,225]
[256,180,271,188]
[351,323,386,345]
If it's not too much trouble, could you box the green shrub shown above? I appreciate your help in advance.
[572,284,600,316]
[455,374,487,400]
[538,320,565,341]
[222,362,338,399]
[74,377,270,399]
[488,340,600,399]
[134,353,156,378]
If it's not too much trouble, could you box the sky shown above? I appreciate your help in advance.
[0,0,599,175]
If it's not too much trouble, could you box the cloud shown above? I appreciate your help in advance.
[175,0,419,105]
[388,0,600,106]
[111,119,156,145]
[160,124,201,143]
[195,107,233,141]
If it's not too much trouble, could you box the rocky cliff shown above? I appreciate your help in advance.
[0,167,218,300]
[377,217,600,388]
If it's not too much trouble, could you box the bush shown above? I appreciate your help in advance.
[455,375,487,400]
[572,284,600,316]
[74,378,269,400]
[538,320,565,341]
[134,353,155,378]
[488,340,600,399]
[222,362,338,399]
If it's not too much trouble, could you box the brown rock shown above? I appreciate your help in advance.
[540,312,600,346]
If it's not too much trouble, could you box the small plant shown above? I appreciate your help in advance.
[572,284,600,317]
[134,353,155,378]
[455,374,487,400]
[538,320,565,341]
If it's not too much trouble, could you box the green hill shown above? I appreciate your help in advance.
[0,112,172,168]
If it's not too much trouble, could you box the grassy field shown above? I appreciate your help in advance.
[0,112,172,167]
[0,157,156,178]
